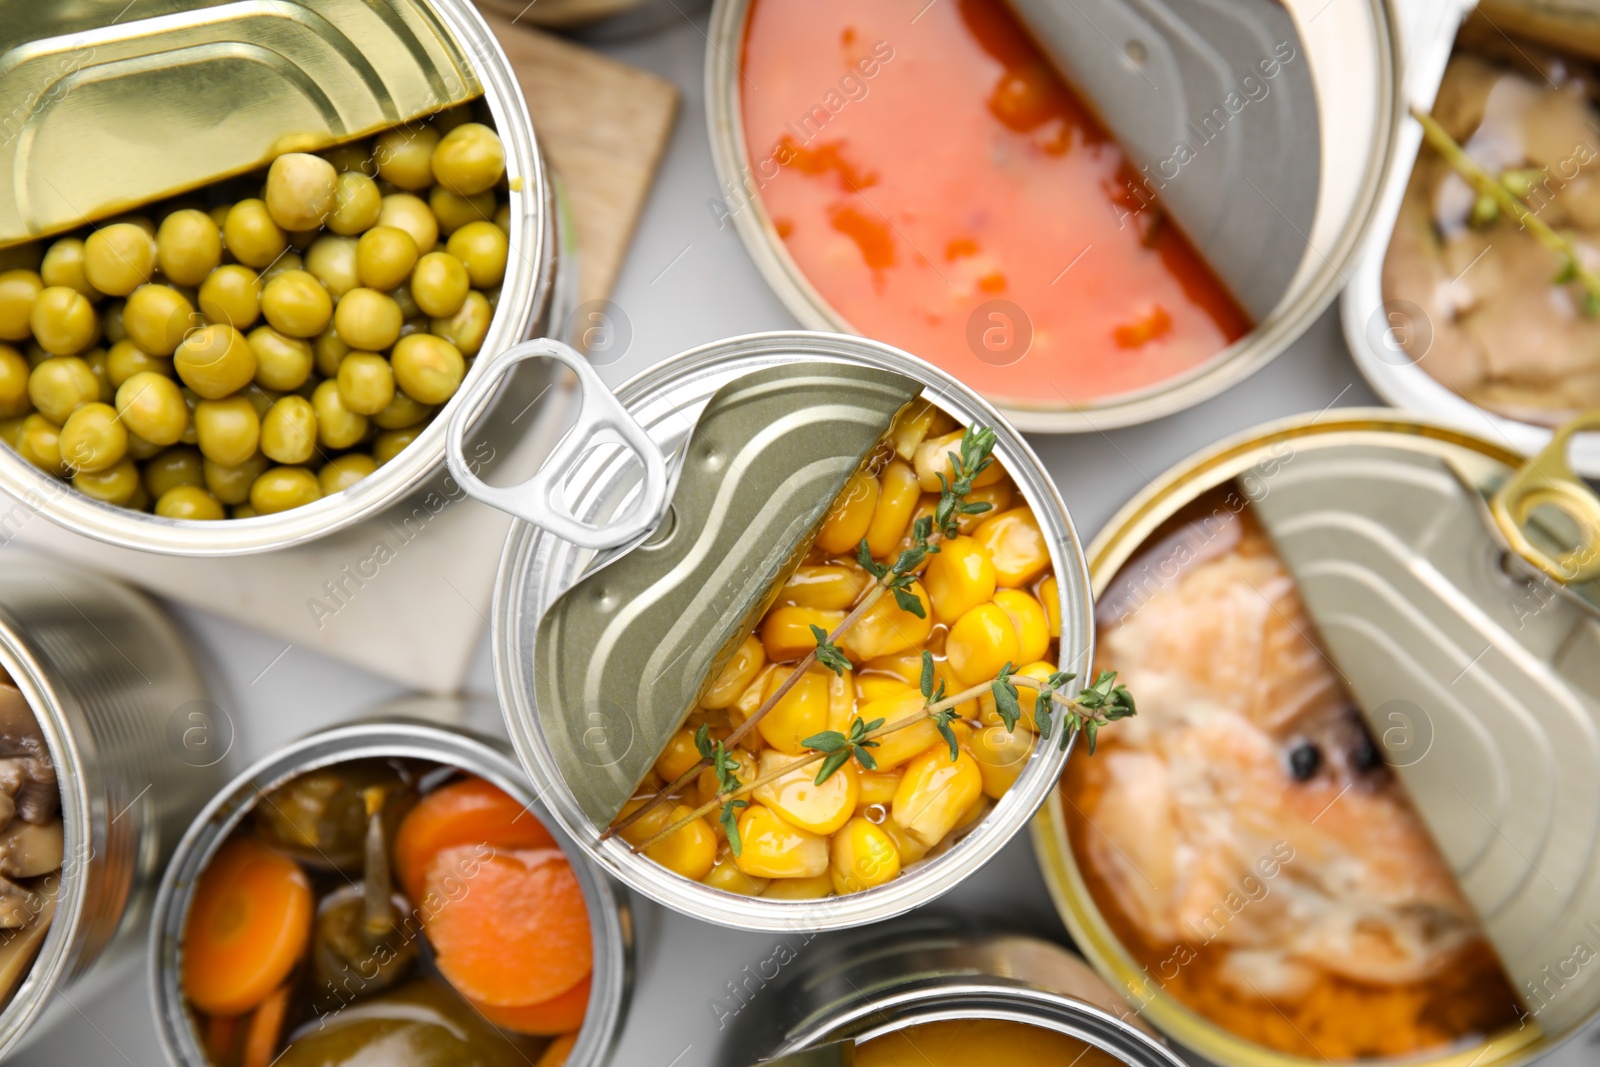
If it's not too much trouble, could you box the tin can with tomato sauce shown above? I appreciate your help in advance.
[148,711,632,1067]
[1034,409,1600,1067]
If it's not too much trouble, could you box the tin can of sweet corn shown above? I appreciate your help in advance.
[149,708,632,1067]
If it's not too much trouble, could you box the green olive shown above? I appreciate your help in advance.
[204,452,269,505]
[373,125,441,192]
[311,380,368,449]
[409,253,469,318]
[373,426,423,465]
[123,284,196,357]
[198,265,262,330]
[58,402,127,472]
[143,446,204,498]
[372,390,433,430]
[223,200,288,269]
[333,289,402,351]
[429,290,490,357]
[428,187,496,237]
[431,123,505,196]
[391,334,464,406]
[30,287,98,355]
[40,238,96,300]
[261,270,333,339]
[17,414,64,474]
[265,153,338,231]
[115,372,188,446]
[320,453,377,494]
[377,194,438,255]
[155,209,223,287]
[246,327,314,392]
[305,235,360,298]
[155,484,224,520]
[106,340,172,387]
[83,224,157,297]
[73,457,140,504]
[106,214,156,238]
[175,323,256,399]
[194,395,260,466]
[335,353,395,416]
[250,466,322,514]
[260,395,319,465]
[355,226,418,292]
[0,345,30,418]
[28,356,98,423]
[0,271,43,341]
[494,202,510,234]
[445,222,508,289]
[313,326,351,378]
[328,172,383,236]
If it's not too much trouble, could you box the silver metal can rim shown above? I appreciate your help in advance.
[146,718,631,1067]
[703,0,1403,433]
[491,329,1095,932]
[0,0,559,556]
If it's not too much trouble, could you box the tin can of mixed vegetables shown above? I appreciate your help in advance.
[0,553,217,1058]
[449,331,1095,932]
[149,712,631,1067]
[1035,408,1600,1067]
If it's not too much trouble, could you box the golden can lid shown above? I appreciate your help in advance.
[0,0,482,246]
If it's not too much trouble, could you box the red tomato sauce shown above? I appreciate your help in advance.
[739,0,1252,407]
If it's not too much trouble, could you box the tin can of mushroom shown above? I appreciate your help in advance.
[149,711,632,1067]
[0,552,217,1058]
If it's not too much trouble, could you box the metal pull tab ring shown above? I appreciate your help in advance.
[445,338,669,550]
[1491,410,1600,584]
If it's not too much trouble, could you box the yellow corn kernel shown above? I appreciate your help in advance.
[1039,575,1061,638]
[974,507,1049,588]
[946,603,1021,687]
[854,690,934,769]
[888,397,947,460]
[815,469,880,555]
[856,770,902,808]
[702,635,766,708]
[654,727,702,784]
[761,605,847,663]
[757,666,831,755]
[703,852,769,896]
[955,793,991,833]
[865,460,921,558]
[838,581,931,661]
[955,480,1013,534]
[778,564,871,610]
[971,724,1034,798]
[761,873,834,900]
[619,800,717,880]
[856,673,916,705]
[827,666,856,733]
[881,813,930,865]
[914,430,1007,492]
[734,804,829,879]
[892,748,983,848]
[922,535,997,624]
[861,651,975,719]
[979,660,1053,731]
[830,816,902,894]
[993,589,1049,664]
[694,748,756,808]
[754,751,858,835]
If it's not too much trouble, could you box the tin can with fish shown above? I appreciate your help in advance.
[1034,407,1600,1067]
[149,709,632,1067]
[442,330,1094,931]
[705,0,1400,431]
[0,553,217,1058]
[0,0,569,554]
[713,918,1187,1067]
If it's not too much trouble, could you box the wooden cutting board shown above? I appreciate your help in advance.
[9,25,679,693]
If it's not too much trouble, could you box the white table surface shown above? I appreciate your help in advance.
[14,10,1596,1067]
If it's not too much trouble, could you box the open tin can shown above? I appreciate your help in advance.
[0,553,217,1058]
[0,0,567,555]
[443,331,1094,931]
[149,712,632,1067]
[1034,408,1600,1067]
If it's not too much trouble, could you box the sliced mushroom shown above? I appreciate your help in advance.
[0,873,56,1009]
[0,877,39,929]
[0,820,61,880]
[0,686,56,827]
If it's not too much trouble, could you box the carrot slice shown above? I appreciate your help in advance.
[471,977,590,1035]
[395,776,556,903]
[537,1032,578,1067]
[424,845,592,1007]
[183,837,312,1016]
[241,983,291,1067]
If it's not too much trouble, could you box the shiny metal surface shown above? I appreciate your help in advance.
[148,711,633,1067]
[0,553,217,1059]
[491,331,1094,932]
